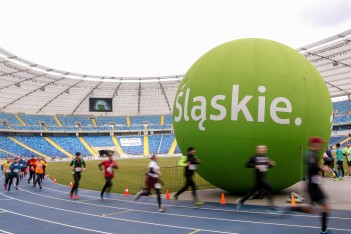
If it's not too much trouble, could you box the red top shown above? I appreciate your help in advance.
[99,160,118,178]
[27,159,37,172]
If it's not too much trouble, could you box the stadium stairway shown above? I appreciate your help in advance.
[340,137,351,145]
[126,116,131,127]
[15,114,26,126]
[54,116,62,126]
[168,138,177,155]
[160,115,164,126]
[144,135,149,156]
[111,136,124,155]
[78,136,96,155]
[8,136,50,159]
[0,148,20,157]
[44,137,74,158]
[91,118,97,127]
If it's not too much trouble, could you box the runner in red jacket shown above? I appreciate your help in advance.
[27,155,37,184]
[98,154,118,199]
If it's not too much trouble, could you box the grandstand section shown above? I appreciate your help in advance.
[1,30,351,157]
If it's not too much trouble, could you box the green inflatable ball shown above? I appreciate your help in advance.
[173,38,333,193]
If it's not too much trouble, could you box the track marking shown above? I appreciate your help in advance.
[189,229,202,234]
[0,192,238,234]
[0,208,112,234]
[102,210,132,217]
[9,186,351,233]
[0,198,11,201]
[44,185,351,221]
[0,229,13,234]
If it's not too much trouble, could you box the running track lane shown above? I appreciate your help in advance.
[0,178,350,234]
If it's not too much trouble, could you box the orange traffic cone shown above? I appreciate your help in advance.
[124,185,129,196]
[220,193,226,205]
[53,178,57,184]
[69,181,73,188]
[165,190,170,200]
[291,195,296,207]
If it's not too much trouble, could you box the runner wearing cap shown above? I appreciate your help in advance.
[98,154,118,200]
[69,152,86,199]
[135,155,166,212]
[343,143,351,176]
[335,143,344,181]
[287,137,331,234]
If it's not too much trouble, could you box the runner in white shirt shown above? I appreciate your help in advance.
[135,155,166,212]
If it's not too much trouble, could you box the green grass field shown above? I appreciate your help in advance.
[46,157,213,194]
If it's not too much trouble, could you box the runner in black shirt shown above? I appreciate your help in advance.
[236,145,276,210]
[69,152,86,199]
[287,137,331,234]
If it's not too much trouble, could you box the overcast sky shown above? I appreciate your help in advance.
[0,0,351,77]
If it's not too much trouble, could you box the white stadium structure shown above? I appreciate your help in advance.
[0,29,351,159]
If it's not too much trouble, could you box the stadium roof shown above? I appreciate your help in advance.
[0,29,351,116]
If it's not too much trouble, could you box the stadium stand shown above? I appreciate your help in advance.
[57,116,93,126]
[14,136,65,157]
[95,116,127,126]
[20,114,57,126]
[50,136,91,156]
[148,135,162,154]
[84,135,114,147]
[0,136,36,157]
[333,100,351,115]
[0,113,21,125]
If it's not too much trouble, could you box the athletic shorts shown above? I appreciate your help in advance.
[145,176,158,193]
[347,161,351,167]
[307,183,326,205]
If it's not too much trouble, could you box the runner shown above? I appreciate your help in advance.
[173,147,204,206]
[1,158,12,190]
[18,157,26,180]
[8,157,22,192]
[42,158,47,181]
[33,157,46,189]
[135,155,166,212]
[236,145,276,211]
[343,143,351,176]
[286,137,331,234]
[98,154,118,200]
[27,155,37,184]
[69,152,86,199]
[335,143,344,181]
[322,151,337,178]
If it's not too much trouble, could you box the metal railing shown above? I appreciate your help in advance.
[140,166,213,192]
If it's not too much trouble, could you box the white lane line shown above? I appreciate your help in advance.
[10,186,351,233]
[0,192,238,234]
[0,208,111,234]
[102,210,132,217]
[44,185,351,221]
[0,229,13,234]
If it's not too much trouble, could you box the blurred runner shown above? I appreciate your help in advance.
[173,147,203,206]
[286,137,331,234]
[8,157,21,192]
[236,145,276,211]
[69,152,86,199]
[335,143,344,181]
[343,143,351,176]
[98,154,118,199]
[27,155,37,184]
[2,158,12,190]
[135,155,166,212]
[33,157,46,189]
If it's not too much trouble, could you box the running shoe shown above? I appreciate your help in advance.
[235,198,243,211]
[320,229,332,233]
[334,178,340,181]
[3,184,7,190]
[173,194,178,204]
[159,205,166,213]
[39,186,42,190]
[73,195,80,199]
[100,193,104,200]
[194,201,204,206]
[69,193,73,199]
